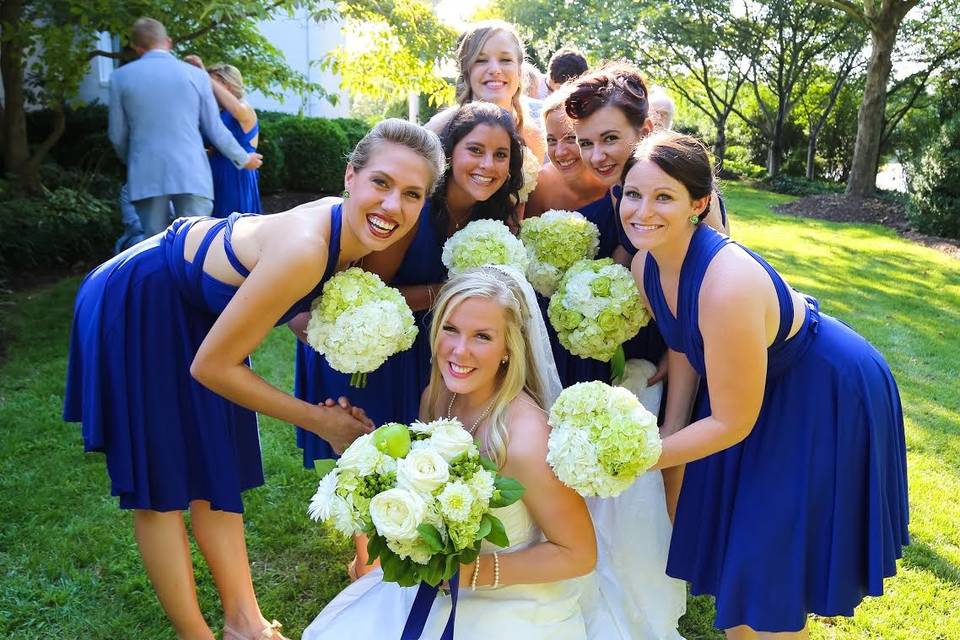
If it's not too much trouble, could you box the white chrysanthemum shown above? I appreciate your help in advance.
[437,480,475,523]
[520,209,600,296]
[307,469,340,522]
[547,258,650,362]
[546,381,662,498]
[397,448,450,495]
[370,488,427,542]
[306,268,417,376]
[517,147,542,203]
[467,469,496,502]
[441,219,528,275]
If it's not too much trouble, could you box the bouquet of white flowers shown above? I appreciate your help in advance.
[441,219,528,276]
[517,147,542,203]
[520,209,600,297]
[546,381,662,497]
[305,267,417,387]
[547,258,650,366]
[308,418,524,587]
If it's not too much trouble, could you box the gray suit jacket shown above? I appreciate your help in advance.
[108,49,250,202]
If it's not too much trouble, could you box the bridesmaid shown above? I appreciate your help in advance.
[626,132,909,637]
[564,62,727,518]
[63,119,445,640]
[292,102,524,466]
[426,20,546,161]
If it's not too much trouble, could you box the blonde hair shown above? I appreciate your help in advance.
[207,63,245,99]
[455,20,529,135]
[425,267,549,468]
[349,118,446,194]
[539,84,573,126]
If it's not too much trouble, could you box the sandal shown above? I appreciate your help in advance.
[223,620,290,640]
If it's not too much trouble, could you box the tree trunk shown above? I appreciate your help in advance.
[806,133,817,180]
[845,23,899,197]
[22,102,66,189]
[714,118,728,168]
[1,0,29,178]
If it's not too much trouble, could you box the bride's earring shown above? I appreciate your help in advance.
[501,355,509,364]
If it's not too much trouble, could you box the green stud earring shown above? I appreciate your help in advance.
[689,214,701,225]
[342,188,350,199]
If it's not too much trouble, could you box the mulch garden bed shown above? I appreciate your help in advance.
[773,194,960,259]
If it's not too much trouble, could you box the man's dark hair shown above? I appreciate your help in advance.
[548,48,589,86]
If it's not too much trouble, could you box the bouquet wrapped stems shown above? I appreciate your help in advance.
[350,372,368,388]
[610,344,627,385]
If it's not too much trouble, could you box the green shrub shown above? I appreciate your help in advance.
[908,114,960,239]
[257,120,288,194]
[273,117,348,193]
[761,174,844,196]
[723,159,766,180]
[332,117,371,153]
[28,104,123,179]
[0,187,120,275]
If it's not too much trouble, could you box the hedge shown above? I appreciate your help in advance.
[909,114,960,239]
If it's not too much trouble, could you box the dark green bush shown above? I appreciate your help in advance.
[761,174,844,197]
[908,114,960,239]
[332,117,371,153]
[273,116,348,193]
[28,104,123,179]
[0,187,120,275]
[257,120,288,194]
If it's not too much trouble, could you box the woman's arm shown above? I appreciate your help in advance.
[190,235,372,452]
[653,261,770,469]
[209,76,257,135]
[464,400,597,586]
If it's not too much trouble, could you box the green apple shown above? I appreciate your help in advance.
[372,422,411,458]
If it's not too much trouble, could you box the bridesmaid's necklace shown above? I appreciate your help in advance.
[447,393,496,436]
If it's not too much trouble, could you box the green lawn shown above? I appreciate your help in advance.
[1,183,958,638]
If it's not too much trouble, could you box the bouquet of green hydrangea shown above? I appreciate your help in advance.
[517,147,542,203]
[546,381,662,497]
[520,209,600,296]
[547,258,650,364]
[308,418,524,587]
[305,267,417,387]
[441,219,528,275]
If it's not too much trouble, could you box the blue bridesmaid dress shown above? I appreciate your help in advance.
[63,207,342,512]
[644,225,909,631]
[294,201,446,466]
[209,110,261,217]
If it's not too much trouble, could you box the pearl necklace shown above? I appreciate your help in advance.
[447,393,496,436]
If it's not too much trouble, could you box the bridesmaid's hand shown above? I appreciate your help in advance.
[311,404,373,454]
[323,396,374,429]
[183,54,204,69]
[647,351,669,386]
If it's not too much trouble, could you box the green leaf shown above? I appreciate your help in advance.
[490,476,525,507]
[417,524,445,553]
[314,458,337,479]
[443,552,461,581]
[366,534,385,562]
[479,456,499,473]
[422,556,445,587]
[485,516,510,548]
[477,513,494,541]
[379,546,405,582]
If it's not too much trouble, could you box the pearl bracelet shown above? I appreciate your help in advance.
[470,556,481,591]
[492,551,501,589]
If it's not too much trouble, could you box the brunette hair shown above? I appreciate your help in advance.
[624,131,714,220]
[564,62,649,130]
[547,48,589,86]
[432,103,524,234]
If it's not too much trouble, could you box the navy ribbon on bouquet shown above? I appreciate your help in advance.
[400,570,460,640]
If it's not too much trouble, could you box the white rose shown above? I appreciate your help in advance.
[369,488,427,541]
[338,434,383,475]
[429,422,479,462]
[397,448,450,495]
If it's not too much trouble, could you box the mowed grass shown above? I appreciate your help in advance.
[1,183,958,638]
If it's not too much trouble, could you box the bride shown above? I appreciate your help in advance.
[302,265,682,639]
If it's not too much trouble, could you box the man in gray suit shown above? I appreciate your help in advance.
[108,17,263,237]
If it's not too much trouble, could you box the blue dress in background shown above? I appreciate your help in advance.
[644,225,909,631]
[294,202,447,466]
[64,208,342,512]
[209,110,261,217]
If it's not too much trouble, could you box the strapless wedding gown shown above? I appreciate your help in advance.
[302,501,587,640]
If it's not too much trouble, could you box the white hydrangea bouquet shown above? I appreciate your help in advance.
[305,267,417,388]
[520,209,600,297]
[546,381,662,497]
[517,147,542,203]
[547,258,650,382]
[308,418,524,587]
[441,219,528,276]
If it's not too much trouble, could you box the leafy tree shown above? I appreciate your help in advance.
[0,0,452,192]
